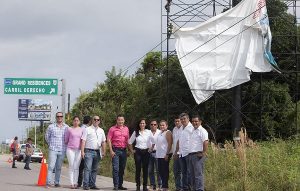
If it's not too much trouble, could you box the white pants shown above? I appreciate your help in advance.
[66,148,82,185]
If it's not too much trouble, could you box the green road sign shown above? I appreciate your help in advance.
[4,78,58,95]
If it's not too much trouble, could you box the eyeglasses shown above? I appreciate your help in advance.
[150,124,157,126]
[56,116,63,118]
[94,119,100,121]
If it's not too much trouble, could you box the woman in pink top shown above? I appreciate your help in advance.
[65,116,84,189]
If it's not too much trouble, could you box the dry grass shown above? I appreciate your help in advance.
[99,130,300,191]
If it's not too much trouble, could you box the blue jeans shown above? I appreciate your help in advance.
[180,155,191,191]
[189,154,206,191]
[173,157,183,190]
[83,149,101,188]
[112,148,127,188]
[148,152,162,188]
[24,155,31,169]
[47,149,66,185]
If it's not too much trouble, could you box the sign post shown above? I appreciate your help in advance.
[4,78,58,95]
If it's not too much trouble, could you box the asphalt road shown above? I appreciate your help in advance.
[0,154,136,191]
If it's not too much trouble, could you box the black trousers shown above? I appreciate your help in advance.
[134,148,150,187]
[78,158,84,186]
[157,154,172,189]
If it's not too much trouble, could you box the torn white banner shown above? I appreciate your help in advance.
[174,0,279,104]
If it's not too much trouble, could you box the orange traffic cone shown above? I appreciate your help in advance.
[7,157,12,163]
[37,157,48,186]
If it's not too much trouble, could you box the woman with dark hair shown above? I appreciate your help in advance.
[152,120,173,191]
[129,119,152,191]
[65,116,84,189]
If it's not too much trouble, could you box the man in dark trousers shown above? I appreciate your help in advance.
[77,116,92,188]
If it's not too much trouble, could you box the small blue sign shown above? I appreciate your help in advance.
[4,78,12,85]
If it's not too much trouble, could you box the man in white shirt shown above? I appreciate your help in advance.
[148,120,162,190]
[81,116,106,190]
[172,117,183,191]
[175,113,193,191]
[190,115,208,191]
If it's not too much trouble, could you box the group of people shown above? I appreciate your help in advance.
[43,111,208,191]
[10,136,34,170]
[127,113,208,191]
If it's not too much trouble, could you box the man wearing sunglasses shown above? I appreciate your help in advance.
[81,116,106,190]
[45,112,69,188]
[148,120,162,191]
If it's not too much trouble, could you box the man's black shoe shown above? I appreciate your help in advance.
[90,186,100,190]
[54,184,61,187]
[118,186,127,190]
[113,187,119,190]
[83,187,90,190]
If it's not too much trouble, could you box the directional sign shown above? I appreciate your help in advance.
[4,78,58,95]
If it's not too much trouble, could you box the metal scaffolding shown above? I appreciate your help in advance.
[162,0,300,141]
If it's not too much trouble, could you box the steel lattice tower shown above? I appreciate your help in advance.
[161,0,299,141]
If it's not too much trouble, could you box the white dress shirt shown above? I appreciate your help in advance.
[81,125,106,150]
[172,126,182,154]
[178,122,194,157]
[149,129,161,151]
[156,130,171,158]
[190,125,209,153]
[128,129,152,149]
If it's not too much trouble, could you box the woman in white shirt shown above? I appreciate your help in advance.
[152,120,173,191]
[129,118,152,191]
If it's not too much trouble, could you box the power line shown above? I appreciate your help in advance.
[119,0,217,75]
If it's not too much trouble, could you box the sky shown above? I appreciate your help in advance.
[0,0,163,143]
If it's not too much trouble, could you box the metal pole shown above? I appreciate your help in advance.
[34,123,36,146]
[260,74,263,140]
[67,93,71,121]
[231,0,242,138]
[27,126,29,139]
[166,1,171,121]
[295,0,299,134]
[40,121,44,149]
[161,0,163,64]
[61,79,66,121]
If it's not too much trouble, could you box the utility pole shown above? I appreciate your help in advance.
[232,0,242,139]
